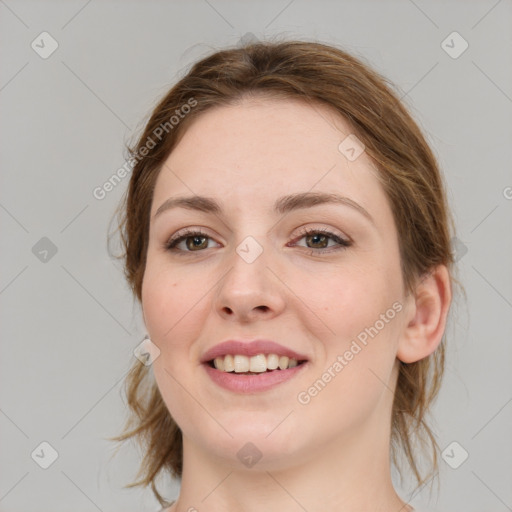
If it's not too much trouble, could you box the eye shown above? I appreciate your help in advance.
[165,228,219,253]
[291,227,351,255]
[164,227,352,255]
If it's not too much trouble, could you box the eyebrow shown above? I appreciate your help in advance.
[153,191,374,224]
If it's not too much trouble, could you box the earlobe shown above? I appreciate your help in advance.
[397,265,452,364]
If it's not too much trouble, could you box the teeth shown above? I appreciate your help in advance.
[234,354,249,373]
[267,353,279,370]
[249,354,267,373]
[212,354,301,373]
[278,356,289,370]
[223,354,234,372]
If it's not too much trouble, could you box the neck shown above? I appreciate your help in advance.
[172,423,411,512]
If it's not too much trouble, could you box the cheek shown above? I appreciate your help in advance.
[295,302,402,439]
[141,260,201,342]
[141,278,174,342]
[141,259,214,378]
[141,265,208,431]
[302,257,401,341]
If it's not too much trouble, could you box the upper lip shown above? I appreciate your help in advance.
[200,340,309,363]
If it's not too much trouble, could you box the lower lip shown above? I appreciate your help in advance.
[203,362,308,393]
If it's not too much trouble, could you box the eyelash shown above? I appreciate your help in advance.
[164,227,351,256]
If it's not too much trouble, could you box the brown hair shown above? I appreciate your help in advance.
[111,39,454,505]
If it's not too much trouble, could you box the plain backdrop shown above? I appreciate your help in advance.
[1,1,511,511]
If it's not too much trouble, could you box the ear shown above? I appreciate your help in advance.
[397,265,452,363]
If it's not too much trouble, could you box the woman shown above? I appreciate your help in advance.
[112,39,454,512]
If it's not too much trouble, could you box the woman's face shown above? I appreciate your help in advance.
[142,97,412,470]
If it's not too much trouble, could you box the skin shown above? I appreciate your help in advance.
[141,96,452,512]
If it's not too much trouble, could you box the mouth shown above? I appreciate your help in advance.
[203,354,309,393]
[206,354,308,375]
[200,340,310,391]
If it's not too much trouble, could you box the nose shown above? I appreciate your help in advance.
[213,241,286,323]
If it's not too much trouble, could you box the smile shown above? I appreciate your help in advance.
[203,356,308,393]
[210,353,306,373]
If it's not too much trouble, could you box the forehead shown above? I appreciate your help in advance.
[151,97,387,220]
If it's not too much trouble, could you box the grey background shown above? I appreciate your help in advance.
[1,1,511,511]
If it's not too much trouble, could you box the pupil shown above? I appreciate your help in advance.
[308,234,327,248]
[187,236,207,250]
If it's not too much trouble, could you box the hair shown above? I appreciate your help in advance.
[110,38,454,506]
